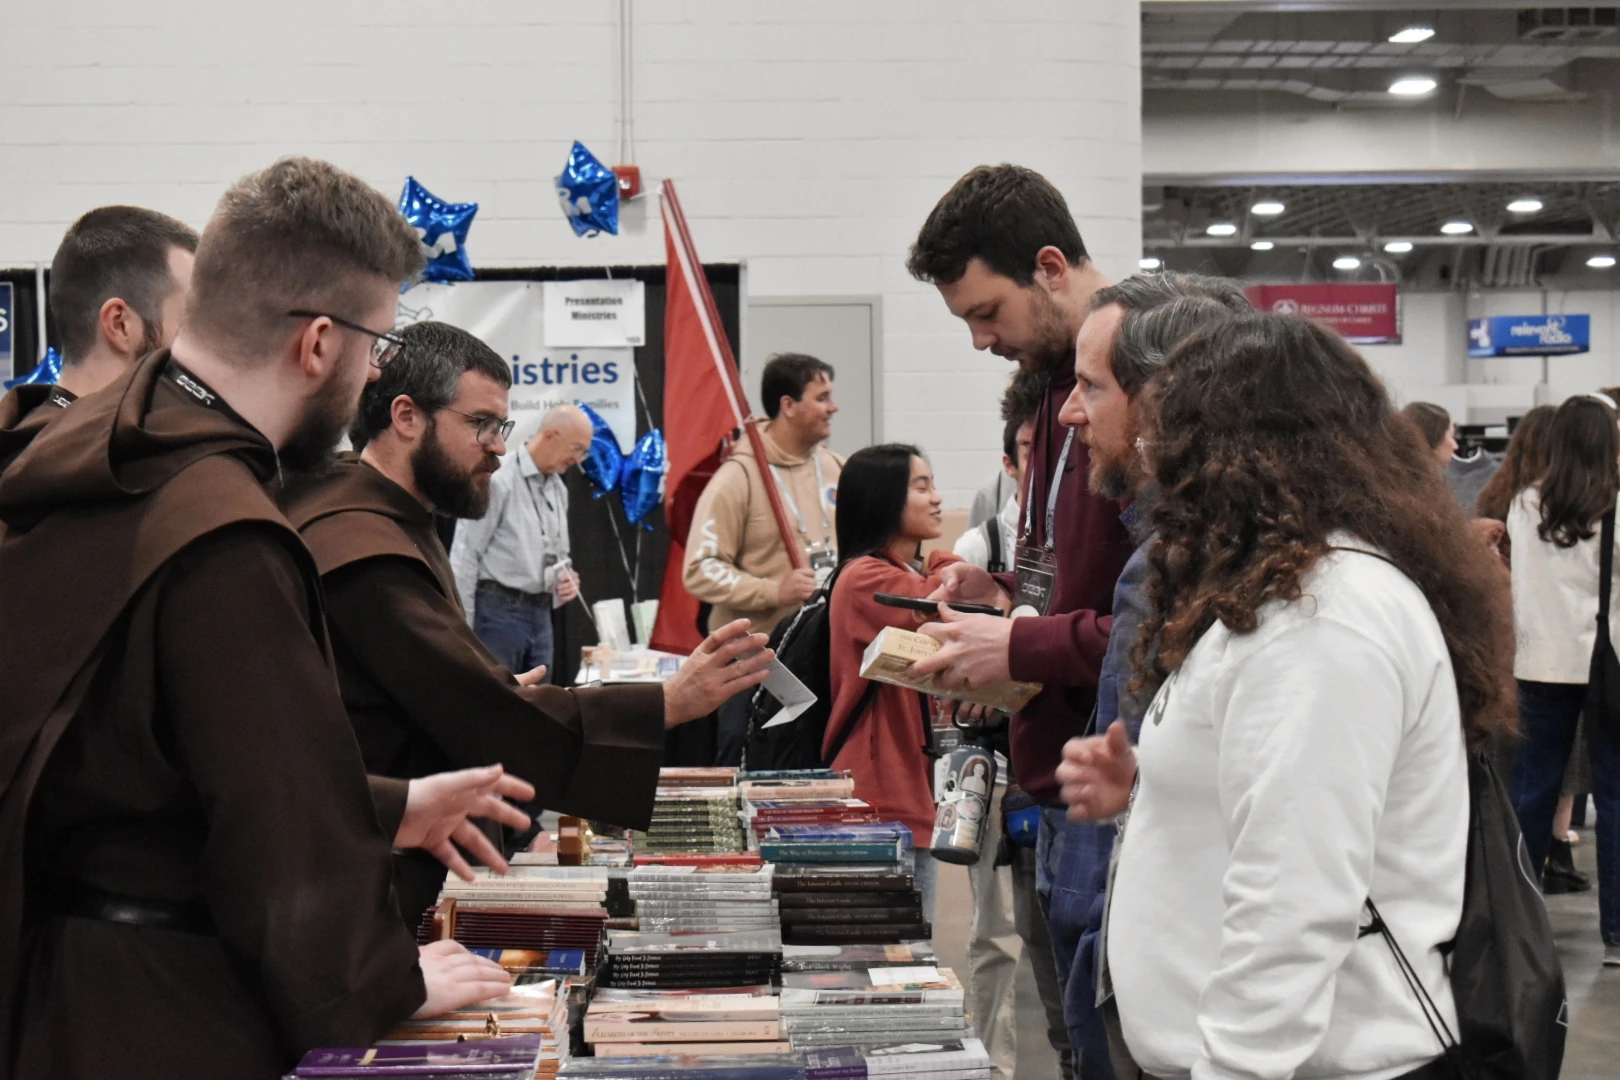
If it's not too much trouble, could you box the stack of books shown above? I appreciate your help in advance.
[772,864,929,946]
[383,977,570,1070]
[778,966,970,1053]
[417,867,612,968]
[598,929,783,990]
[583,987,791,1058]
[292,1034,549,1078]
[737,770,856,806]
[626,864,779,934]
[802,1038,992,1079]
[744,798,883,846]
[640,769,745,855]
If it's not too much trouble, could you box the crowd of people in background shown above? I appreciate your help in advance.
[0,157,1608,1080]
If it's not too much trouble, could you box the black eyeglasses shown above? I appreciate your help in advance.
[286,310,406,368]
[443,408,516,446]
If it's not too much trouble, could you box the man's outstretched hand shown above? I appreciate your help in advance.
[662,619,773,728]
[413,940,513,1017]
[1056,721,1137,822]
[398,765,535,880]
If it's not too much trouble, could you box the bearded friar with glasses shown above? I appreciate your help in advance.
[279,319,774,929]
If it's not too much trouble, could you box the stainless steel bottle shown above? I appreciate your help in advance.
[929,744,997,865]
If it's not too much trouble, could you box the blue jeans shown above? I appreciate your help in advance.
[473,584,554,683]
[1513,680,1620,943]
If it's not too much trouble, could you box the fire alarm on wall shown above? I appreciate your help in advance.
[612,165,642,200]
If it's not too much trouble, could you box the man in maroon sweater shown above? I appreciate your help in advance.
[906,165,1134,1080]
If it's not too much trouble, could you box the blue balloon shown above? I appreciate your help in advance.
[398,176,478,284]
[556,141,619,237]
[577,402,624,495]
[5,347,63,390]
[620,428,667,526]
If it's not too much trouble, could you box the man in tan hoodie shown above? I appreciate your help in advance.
[683,352,843,764]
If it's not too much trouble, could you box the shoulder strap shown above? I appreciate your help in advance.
[1600,507,1615,621]
[825,679,884,767]
[1363,899,1465,1067]
[985,518,1003,575]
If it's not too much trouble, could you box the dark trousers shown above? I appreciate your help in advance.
[473,583,554,681]
[473,584,553,848]
[1512,679,1620,943]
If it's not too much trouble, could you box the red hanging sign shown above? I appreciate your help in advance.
[1244,283,1400,344]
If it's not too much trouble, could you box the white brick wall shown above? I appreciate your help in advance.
[0,0,1143,505]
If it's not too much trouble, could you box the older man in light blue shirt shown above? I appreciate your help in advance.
[449,404,594,683]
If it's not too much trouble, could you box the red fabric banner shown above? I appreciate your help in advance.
[649,186,750,654]
[1244,283,1400,344]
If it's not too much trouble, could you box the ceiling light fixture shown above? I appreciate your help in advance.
[1384,241,1414,253]
[1250,240,1275,251]
[1333,255,1362,271]
[1441,221,1475,235]
[1205,222,1238,237]
[1251,200,1285,216]
[1389,26,1435,44]
[1589,255,1618,269]
[1389,76,1438,96]
[1506,198,1544,214]
[1139,257,1163,270]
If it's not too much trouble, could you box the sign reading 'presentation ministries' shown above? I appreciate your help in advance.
[543,279,647,348]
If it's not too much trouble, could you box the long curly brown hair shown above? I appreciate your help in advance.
[1131,314,1515,748]
[1474,404,1554,522]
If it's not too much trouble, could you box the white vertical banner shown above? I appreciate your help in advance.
[398,281,638,453]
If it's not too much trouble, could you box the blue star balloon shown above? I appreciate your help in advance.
[620,428,667,526]
[398,177,477,284]
[5,346,63,390]
[556,141,619,237]
[577,402,624,495]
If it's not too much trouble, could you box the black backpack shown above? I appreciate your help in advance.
[1366,751,1567,1080]
[742,562,879,772]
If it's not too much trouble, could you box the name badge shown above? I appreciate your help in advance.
[808,544,838,587]
[1014,547,1059,617]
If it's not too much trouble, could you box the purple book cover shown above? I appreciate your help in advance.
[294,1034,542,1075]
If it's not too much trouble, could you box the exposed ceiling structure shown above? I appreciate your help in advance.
[1143,6,1620,105]
[1139,4,1620,287]
[1146,180,1620,246]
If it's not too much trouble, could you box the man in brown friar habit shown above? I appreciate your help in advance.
[279,319,777,927]
[0,205,198,476]
[0,159,538,1080]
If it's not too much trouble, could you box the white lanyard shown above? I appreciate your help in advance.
[1021,428,1074,552]
[769,453,830,541]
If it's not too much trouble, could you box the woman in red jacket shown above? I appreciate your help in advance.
[821,443,958,921]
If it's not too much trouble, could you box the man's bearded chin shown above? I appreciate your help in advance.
[414,423,492,520]
[280,376,354,473]
[1090,453,1132,501]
